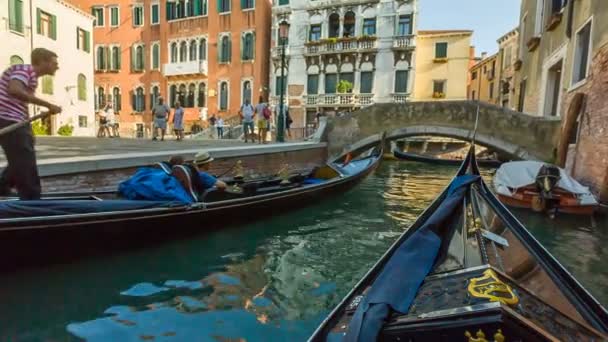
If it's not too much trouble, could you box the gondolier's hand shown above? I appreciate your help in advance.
[47,104,62,115]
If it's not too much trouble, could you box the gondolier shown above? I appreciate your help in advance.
[0,48,62,200]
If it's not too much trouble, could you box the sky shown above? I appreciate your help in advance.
[418,0,522,55]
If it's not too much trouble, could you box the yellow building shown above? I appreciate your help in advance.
[468,53,499,105]
[413,30,473,101]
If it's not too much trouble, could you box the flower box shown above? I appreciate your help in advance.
[433,57,448,63]
[526,37,540,52]
[545,13,562,32]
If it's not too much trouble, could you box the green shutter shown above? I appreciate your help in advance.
[76,27,80,49]
[240,0,246,9]
[193,0,201,15]
[217,0,222,12]
[116,47,122,70]
[251,32,255,60]
[84,31,90,53]
[9,0,24,33]
[130,46,135,71]
[36,8,41,34]
[50,15,57,40]
[227,36,232,62]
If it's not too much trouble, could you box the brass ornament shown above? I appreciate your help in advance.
[467,269,519,306]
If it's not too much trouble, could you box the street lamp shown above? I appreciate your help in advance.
[276,20,290,143]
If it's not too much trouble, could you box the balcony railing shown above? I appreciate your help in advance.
[303,94,376,107]
[392,93,410,103]
[305,38,377,54]
[271,46,289,59]
[393,35,415,49]
[163,60,208,76]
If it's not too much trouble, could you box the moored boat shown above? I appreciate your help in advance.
[494,161,599,215]
[309,146,608,342]
[394,149,503,167]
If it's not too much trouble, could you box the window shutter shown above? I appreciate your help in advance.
[240,0,246,9]
[217,0,222,12]
[84,31,90,52]
[251,32,256,60]
[76,27,80,49]
[166,2,172,20]
[130,46,135,71]
[240,34,245,59]
[105,46,111,70]
[116,47,122,70]
[227,36,232,62]
[218,37,222,62]
[36,8,41,34]
[50,15,57,40]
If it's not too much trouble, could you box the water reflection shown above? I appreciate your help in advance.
[0,161,605,341]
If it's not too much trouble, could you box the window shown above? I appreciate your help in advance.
[133,87,145,112]
[92,7,104,27]
[77,27,91,52]
[199,38,207,60]
[169,85,177,108]
[96,46,106,70]
[171,42,178,63]
[278,0,289,5]
[307,74,318,94]
[189,40,197,61]
[133,5,144,26]
[187,84,196,107]
[41,76,53,95]
[152,44,160,70]
[572,20,591,85]
[489,82,494,99]
[218,0,230,13]
[9,55,23,66]
[113,87,121,111]
[329,13,340,38]
[37,9,57,40]
[198,83,206,107]
[97,87,106,109]
[241,0,254,10]
[471,71,477,80]
[433,80,446,94]
[362,18,376,36]
[394,70,408,93]
[309,24,321,41]
[9,0,24,33]
[190,0,207,16]
[219,35,231,63]
[325,74,337,94]
[180,41,187,62]
[360,71,374,93]
[110,6,119,27]
[131,45,145,71]
[111,46,121,71]
[150,86,160,108]
[242,81,252,104]
[275,76,286,95]
[242,33,254,60]
[167,1,176,20]
[77,74,86,101]
[343,11,355,37]
[178,83,187,106]
[435,42,448,58]
[219,82,228,110]
[503,46,512,69]
[340,72,354,93]
[397,15,412,36]
[78,116,88,128]
[151,3,160,24]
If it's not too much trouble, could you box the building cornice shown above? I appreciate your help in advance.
[497,27,519,44]
[57,0,96,21]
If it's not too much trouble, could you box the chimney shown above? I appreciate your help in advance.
[481,52,488,59]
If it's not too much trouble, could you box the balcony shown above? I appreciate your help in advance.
[163,60,208,77]
[305,38,377,55]
[303,94,375,107]
[271,46,289,59]
[392,93,410,103]
[393,35,415,49]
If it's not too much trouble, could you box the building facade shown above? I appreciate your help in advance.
[468,53,499,104]
[269,0,417,129]
[413,30,472,101]
[72,0,271,138]
[496,28,519,110]
[2,0,95,136]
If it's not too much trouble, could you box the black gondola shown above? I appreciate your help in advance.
[394,149,503,167]
[310,146,608,342]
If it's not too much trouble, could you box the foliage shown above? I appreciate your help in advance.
[432,92,446,99]
[57,124,74,136]
[31,120,48,136]
[337,80,353,94]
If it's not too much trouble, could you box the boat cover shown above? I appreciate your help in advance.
[493,161,598,205]
[118,167,194,204]
[343,175,480,342]
[0,199,184,219]
[334,157,375,176]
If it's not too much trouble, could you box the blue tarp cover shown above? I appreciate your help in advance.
[343,175,480,342]
[118,167,194,204]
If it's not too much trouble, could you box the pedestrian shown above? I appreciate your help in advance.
[0,48,62,200]
[209,114,217,138]
[97,107,109,138]
[240,98,255,143]
[173,101,185,141]
[216,117,224,139]
[105,102,117,138]
[152,96,170,141]
[254,96,269,144]
[285,107,293,140]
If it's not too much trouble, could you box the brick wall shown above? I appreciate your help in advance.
[41,147,327,193]
[563,43,608,202]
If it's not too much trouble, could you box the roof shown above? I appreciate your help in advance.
[418,30,473,36]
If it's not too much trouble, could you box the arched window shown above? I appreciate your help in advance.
[343,11,355,37]
[219,35,231,63]
[180,41,187,62]
[135,45,144,70]
[198,82,206,107]
[189,40,197,61]
[9,55,23,66]
[150,85,160,108]
[219,81,228,110]
[329,13,340,38]
[96,46,106,70]
[111,46,121,71]
[171,42,178,63]
[152,44,160,70]
[199,38,207,60]
[178,84,187,107]
[134,87,145,112]
[77,74,87,101]
[169,84,177,108]
[113,87,121,111]
[97,87,106,109]
[187,83,196,107]
[242,32,254,60]
[242,80,251,104]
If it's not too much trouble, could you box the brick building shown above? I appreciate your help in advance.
[71,0,271,138]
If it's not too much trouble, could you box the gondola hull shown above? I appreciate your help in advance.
[394,150,502,167]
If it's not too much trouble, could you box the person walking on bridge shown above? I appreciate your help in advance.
[0,48,62,200]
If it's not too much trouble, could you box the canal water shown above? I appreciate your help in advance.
[1,161,606,341]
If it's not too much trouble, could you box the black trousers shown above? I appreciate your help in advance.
[0,119,41,200]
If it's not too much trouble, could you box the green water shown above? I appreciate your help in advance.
[1,161,606,341]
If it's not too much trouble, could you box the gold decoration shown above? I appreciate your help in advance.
[465,329,488,342]
[277,163,291,185]
[494,329,505,342]
[467,269,519,306]
[233,160,244,180]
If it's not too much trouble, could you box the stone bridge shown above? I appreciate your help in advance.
[324,101,562,161]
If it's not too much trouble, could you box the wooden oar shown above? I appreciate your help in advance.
[0,111,51,137]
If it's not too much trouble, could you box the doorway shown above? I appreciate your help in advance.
[544,60,563,116]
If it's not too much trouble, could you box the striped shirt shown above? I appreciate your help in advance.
[0,64,38,122]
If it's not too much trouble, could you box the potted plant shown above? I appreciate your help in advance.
[337,80,353,94]
[432,92,446,99]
